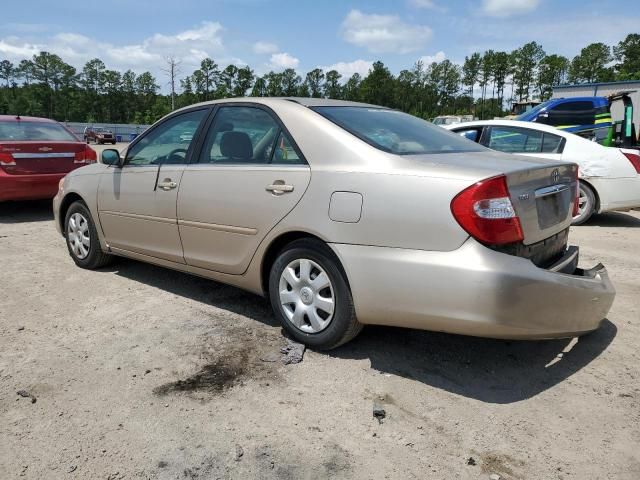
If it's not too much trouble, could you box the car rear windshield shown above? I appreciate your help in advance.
[311,107,484,155]
[0,120,78,141]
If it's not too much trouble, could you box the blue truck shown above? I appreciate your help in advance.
[515,93,638,149]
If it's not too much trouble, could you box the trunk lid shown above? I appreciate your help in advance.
[506,163,577,245]
[403,151,578,247]
[0,141,86,175]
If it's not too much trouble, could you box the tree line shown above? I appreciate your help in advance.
[0,34,638,125]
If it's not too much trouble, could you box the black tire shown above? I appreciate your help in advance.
[572,182,596,225]
[64,200,113,269]
[268,238,362,350]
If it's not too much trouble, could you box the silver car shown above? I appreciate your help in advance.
[53,98,615,349]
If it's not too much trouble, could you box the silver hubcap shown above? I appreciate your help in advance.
[279,258,335,333]
[67,212,90,259]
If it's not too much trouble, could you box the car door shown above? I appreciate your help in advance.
[481,125,565,161]
[97,108,209,263]
[177,104,311,274]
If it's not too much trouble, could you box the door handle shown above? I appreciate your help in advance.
[266,182,294,194]
[157,179,177,191]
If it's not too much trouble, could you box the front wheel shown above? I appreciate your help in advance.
[572,183,596,225]
[64,201,113,269]
[268,238,362,350]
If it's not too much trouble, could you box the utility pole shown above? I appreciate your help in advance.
[162,56,181,110]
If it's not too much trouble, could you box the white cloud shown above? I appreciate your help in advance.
[268,52,299,70]
[418,50,446,65]
[408,0,443,10]
[320,60,373,79]
[253,41,278,54]
[482,0,540,17]
[0,21,227,85]
[341,9,432,54]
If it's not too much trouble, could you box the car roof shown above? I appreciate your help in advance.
[180,97,386,111]
[0,115,58,123]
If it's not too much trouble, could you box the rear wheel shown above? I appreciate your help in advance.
[64,201,112,269]
[268,239,362,350]
[572,183,596,225]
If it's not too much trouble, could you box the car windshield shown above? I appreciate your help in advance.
[0,120,78,141]
[515,100,552,120]
[312,107,484,155]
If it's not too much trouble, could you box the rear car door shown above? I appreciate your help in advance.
[481,125,565,161]
[177,104,311,274]
[97,108,209,263]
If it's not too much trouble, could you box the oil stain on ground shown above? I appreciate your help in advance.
[153,324,284,397]
[153,350,249,395]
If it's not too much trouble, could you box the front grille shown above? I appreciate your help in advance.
[490,228,569,268]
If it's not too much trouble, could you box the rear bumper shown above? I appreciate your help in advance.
[331,239,615,339]
[0,170,64,202]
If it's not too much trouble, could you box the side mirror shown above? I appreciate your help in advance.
[101,149,122,167]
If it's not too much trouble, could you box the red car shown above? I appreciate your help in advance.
[0,115,97,202]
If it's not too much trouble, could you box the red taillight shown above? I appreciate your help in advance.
[74,145,97,164]
[622,151,640,174]
[451,174,524,245]
[573,167,580,217]
[0,149,16,166]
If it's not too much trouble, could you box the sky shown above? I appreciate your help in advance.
[1,0,639,90]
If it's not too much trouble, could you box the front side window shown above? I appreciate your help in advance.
[125,109,207,166]
[486,126,544,153]
[312,107,484,155]
[0,120,78,141]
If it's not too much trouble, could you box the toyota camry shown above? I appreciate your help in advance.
[53,98,615,349]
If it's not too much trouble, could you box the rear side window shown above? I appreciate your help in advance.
[198,106,305,165]
[485,126,564,154]
[272,132,302,164]
[0,120,78,141]
[312,107,484,155]
[541,133,564,153]
[486,126,543,153]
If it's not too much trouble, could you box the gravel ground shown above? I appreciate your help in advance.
[1,201,639,480]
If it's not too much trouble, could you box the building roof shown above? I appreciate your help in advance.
[554,79,640,89]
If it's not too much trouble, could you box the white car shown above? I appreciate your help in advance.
[445,120,640,224]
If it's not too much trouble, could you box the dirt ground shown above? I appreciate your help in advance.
[1,200,639,480]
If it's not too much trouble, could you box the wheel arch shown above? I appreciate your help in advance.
[58,192,87,235]
[259,230,351,296]
[580,179,601,213]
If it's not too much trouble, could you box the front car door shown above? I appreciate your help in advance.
[177,104,311,274]
[481,125,565,161]
[97,108,209,263]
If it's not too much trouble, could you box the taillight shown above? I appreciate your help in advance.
[573,167,580,217]
[451,174,524,245]
[622,151,640,174]
[0,150,16,166]
[74,145,97,164]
